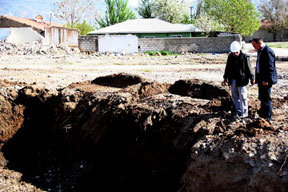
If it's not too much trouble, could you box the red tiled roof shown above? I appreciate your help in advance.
[0,15,68,31]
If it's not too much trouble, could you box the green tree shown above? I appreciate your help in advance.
[137,0,154,18]
[200,0,261,36]
[96,0,136,28]
[153,0,187,23]
[259,0,288,41]
[72,20,95,35]
[193,14,224,32]
[181,14,192,24]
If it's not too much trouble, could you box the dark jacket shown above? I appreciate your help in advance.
[223,51,254,87]
[255,45,278,86]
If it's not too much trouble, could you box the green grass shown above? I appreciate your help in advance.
[144,50,178,56]
[267,42,288,48]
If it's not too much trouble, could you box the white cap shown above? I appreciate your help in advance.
[230,41,241,52]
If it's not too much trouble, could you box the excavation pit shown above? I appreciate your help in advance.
[0,75,287,192]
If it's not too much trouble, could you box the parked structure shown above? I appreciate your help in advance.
[0,15,79,47]
[88,18,204,38]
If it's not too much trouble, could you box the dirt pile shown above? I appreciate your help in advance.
[91,73,147,88]
[0,74,287,192]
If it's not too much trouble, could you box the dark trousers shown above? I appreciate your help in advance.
[258,84,272,121]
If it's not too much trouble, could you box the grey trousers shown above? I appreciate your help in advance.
[230,79,248,117]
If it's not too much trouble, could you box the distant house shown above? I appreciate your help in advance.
[88,18,205,38]
[0,15,79,47]
[79,18,241,53]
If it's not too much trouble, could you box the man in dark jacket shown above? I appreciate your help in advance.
[222,41,254,118]
[252,38,278,122]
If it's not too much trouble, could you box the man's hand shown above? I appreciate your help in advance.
[262,81,268,86]
[221,79,228,86]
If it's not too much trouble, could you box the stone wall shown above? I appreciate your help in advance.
[138,35,241,53]
[245,28,288,42]
[78,35,241,53]
[78,35,98,52]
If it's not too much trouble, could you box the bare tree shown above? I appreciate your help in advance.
[53,0,97,27]
[259,0,288,41]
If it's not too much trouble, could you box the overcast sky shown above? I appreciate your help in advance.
[0,0,260,40]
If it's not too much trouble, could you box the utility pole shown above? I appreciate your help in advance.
[189,6,193,20]
[50,13,52,25]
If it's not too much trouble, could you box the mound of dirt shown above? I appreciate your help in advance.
[121,81,171,99]
[169,79,230,99]
[91,73,147,88]
[67,80,121,93]
[169,79,233,111]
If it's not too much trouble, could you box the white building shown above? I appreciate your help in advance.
[0,15,79,47]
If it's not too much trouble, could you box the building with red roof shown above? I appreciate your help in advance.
[0,15,79,46]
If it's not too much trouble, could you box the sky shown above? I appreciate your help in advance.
[0,0,260,40]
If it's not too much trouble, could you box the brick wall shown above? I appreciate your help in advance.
[78,35,98,52]
[138,35,241,53]
[78,34,241,53]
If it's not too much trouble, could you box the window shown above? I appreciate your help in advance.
[171,35,182,38]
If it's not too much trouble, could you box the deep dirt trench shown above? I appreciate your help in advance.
[0,73,288,192]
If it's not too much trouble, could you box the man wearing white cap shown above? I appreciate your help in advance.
[222,41,255,119]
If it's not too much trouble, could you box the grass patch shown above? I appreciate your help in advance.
[267,42,288,48]
[144,50,178,56]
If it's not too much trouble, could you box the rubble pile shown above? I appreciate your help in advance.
[0,40,80,56]
[0,74,287,192]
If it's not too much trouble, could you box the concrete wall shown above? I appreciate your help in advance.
[139,35,241,53]
[78,35,98,52]
[6,27,44,44]
[98,35,138,53]
[44,27,79,47]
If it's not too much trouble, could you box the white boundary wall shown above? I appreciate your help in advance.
[98,35,138,53]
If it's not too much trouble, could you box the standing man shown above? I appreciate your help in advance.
[251,38,278,123]
[222,41,254,118]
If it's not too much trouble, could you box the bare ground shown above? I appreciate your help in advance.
[0,53,287,96]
